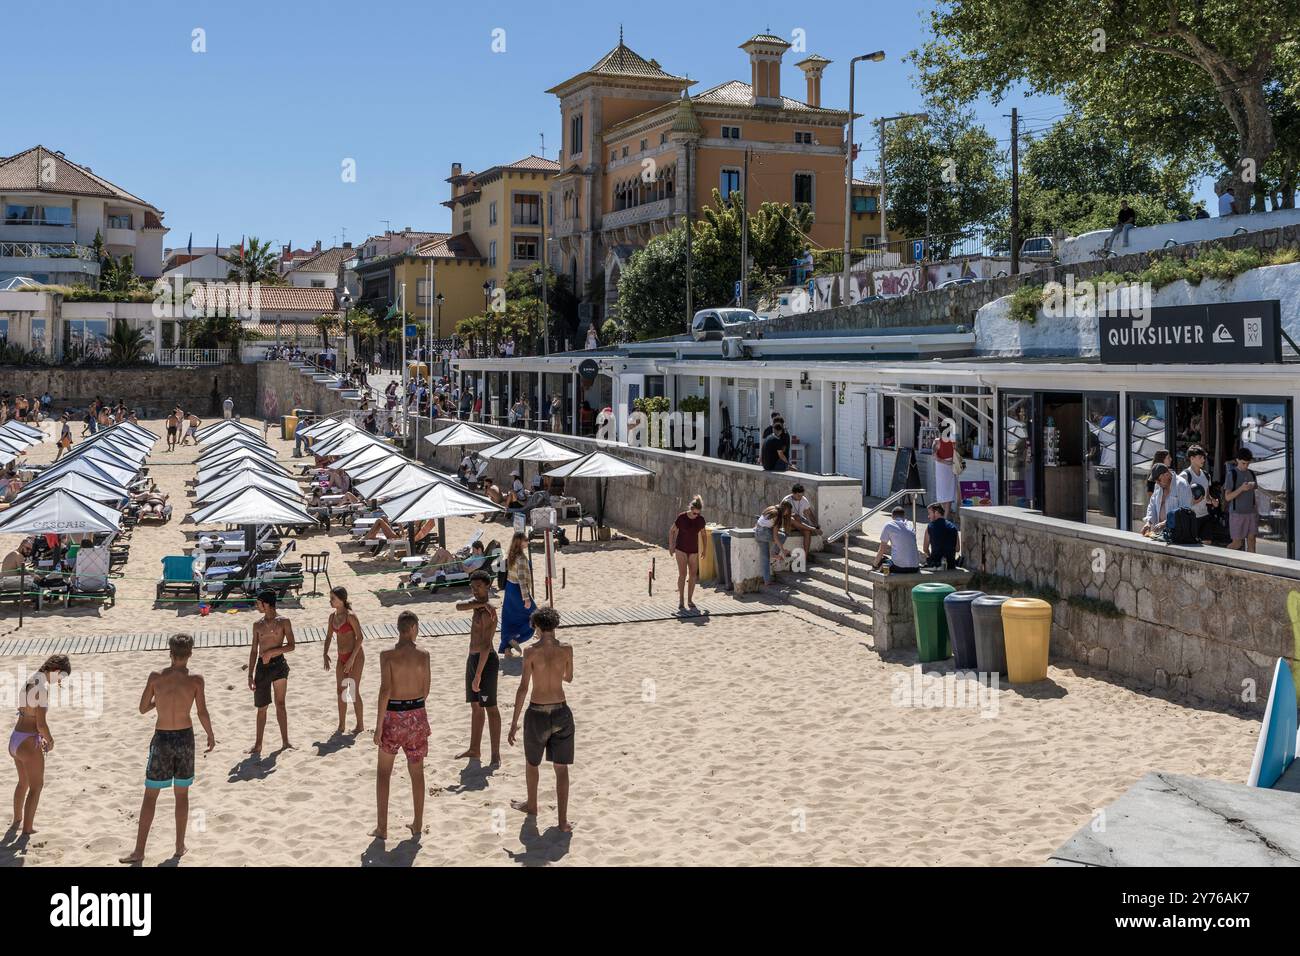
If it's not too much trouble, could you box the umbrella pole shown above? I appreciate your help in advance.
[597,479,606,528]
[438,517,446,550]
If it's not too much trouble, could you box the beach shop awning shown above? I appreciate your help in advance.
[12,472,129,506]
[193,468,301,504]
[380,480,501,524]
[188,486,315,526]
[544,451,653,527]
[424,422,497,448]
[0,488,123,535]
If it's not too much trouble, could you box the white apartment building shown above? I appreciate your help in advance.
[0,145,168,285]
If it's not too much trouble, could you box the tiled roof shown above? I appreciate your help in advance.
[246,318,341,336]
[0,146,161,211]
[507,155,561,172]
[587,42,687,81]
[290,245,355,274]
[190,284,337,314]
[692,80,847,115]
[741,33,791,47]
[795,53,832,66]
[417,232,484,260]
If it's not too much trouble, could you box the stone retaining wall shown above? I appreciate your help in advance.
[254,361,359,423]
[963,506,1298,710]
[2,364,257,417]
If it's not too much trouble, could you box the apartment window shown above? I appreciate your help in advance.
[0,318,7,342]
[416,278,432,305]
[463,209,472,231]
[794,131,814,145]
[621,145,628,158]
[489,240,497,266]
[489,201,498,225]
[721,125,741,140]
[852,195,879,214]
[862,235,880,248]
[513,235,539,262]
[794,172,814,207]
[720,168,741,200]
[639,139,647,152]
[512,193,541,226]
[107,213,133,229]
[569,113,584,155]
[610,150,616,163]
[5,203,72,226]
[311,279,326,288]
[660,132,668,145]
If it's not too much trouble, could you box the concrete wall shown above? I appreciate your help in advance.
[963,506,1299,711]
[254,360,360,422]
[737,222,1300,339]
[411,419,862,547]
[1,364,257,416]
[1061,207,1300,264]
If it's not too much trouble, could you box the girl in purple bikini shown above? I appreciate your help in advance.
[9,655,71,836]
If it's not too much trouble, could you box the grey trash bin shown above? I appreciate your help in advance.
[943,590,984,670]
[971,594,1011,676]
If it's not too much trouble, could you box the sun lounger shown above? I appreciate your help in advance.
[59,545,116,608]
[156,555,201,604]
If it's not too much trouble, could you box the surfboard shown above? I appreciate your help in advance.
[1247,657,1298,788]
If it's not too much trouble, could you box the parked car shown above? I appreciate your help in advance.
[937,276,979,290]
[1020,235,1055,260]
[691,308,761,341]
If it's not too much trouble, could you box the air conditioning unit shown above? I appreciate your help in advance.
[721,336,749,359]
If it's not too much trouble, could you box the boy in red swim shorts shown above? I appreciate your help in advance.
[374,610,431,840]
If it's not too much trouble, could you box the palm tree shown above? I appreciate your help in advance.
[225,236,283,284]
[313,313,334,350]
[108,319,149,365]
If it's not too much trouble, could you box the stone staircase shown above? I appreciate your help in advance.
[778,531,880,636]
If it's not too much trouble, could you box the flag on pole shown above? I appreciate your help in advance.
[239,236,245,262]
[187,233,192,256]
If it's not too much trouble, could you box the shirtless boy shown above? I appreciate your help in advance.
[454,571,501,765]
[120,634,216,863]
[165,409,180,452]
[508,607,575,832]
[248,590,294,755]
[182,412,201,446]
[374,610,431,840]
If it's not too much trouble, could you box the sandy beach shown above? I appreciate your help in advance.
[1,418,1259,866]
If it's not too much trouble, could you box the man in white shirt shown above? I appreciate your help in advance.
[1179,444,1219,541]
[1142,463,1195,536]
[780,483,821,555]
[871,506,921,574]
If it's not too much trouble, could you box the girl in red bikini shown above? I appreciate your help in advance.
[322,587,365,736]
[10,655,70,835]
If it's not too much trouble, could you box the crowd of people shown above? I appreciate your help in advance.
[1140,444,1263,553]
[9,589,577,859]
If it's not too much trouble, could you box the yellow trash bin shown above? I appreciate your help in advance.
[698,523,722,583]
[1000,597,1053,683]
[283,414,298,441]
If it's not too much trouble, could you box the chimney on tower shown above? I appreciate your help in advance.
[795,54,831,109]
[739,32,792,107]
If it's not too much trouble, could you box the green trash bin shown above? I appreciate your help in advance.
[911,582,956,662]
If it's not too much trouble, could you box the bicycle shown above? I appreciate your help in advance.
[736,426,760,464]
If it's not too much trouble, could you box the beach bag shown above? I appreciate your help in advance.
[1164,507,1198,545]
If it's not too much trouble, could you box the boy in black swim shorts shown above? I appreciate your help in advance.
[508,607,575,832]
[455,571,501,765]
[248,590,294,756]
[121,634,216,864]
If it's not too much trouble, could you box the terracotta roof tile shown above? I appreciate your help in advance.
[587,42,687,81]
[692,80,846,115]
[190,284,337,314]
[0,146,161,211]
[289,245,356,274]
[416,232,483,260]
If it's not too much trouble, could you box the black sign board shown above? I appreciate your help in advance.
[890,447,921,494]
[1100,299,1282,364]
[577,358,599,383]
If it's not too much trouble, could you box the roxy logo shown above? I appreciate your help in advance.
[49,886,151,936]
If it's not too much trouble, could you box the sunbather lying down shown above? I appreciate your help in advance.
[132,490,171,518]
[400,539,495,589]
[363,517,438,545]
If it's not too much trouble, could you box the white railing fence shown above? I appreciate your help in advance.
[154,348,230,366]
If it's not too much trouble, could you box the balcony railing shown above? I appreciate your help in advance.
[0,241,96,260]
[155,348,230,366]
[601,198,673,231]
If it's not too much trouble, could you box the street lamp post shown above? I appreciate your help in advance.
[842,50,885,303]
[338,292,352,376]
[875,112,930,252]
[434,292,444,376]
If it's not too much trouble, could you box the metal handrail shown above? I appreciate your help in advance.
[826,487,927,544]
[827,487,927,597]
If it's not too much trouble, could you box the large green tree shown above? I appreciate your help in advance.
[881,109,1008,256]
[224,236,284,284]
[912,0,1300,211]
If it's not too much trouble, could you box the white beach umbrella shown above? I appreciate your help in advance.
[81,436,148,464]
[478,434,533,460]
[297,417,356,440]
[23,456,123,493]
[312,429,390,458]
[354,462,447,501]
[116,421,160,443]
[0,420,44,441]
[64,454,138,487]
[544,451,654,527]
[0,488,123,535]
[188,485,314,526]
[424,422,497,448]
[13,472,129,506]
[0,433,31,455]
[0,448,15,467]
[195,456,291,484]
[198,445,279,472]
[195,419,258,443]
[381,480,501,524]
[330,443,404,475]
[508,436,582,463]
[193,469,301,505]
[86,424,152,450]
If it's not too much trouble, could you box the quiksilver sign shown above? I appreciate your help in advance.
[1100,300,1282,364]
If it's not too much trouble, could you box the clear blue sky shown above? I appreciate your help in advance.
[3,0,1209,251]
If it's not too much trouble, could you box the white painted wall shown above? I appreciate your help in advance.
[1061,207,1300,265]
[976,261,1300,357]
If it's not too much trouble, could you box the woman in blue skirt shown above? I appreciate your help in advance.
[499,532,535,657]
